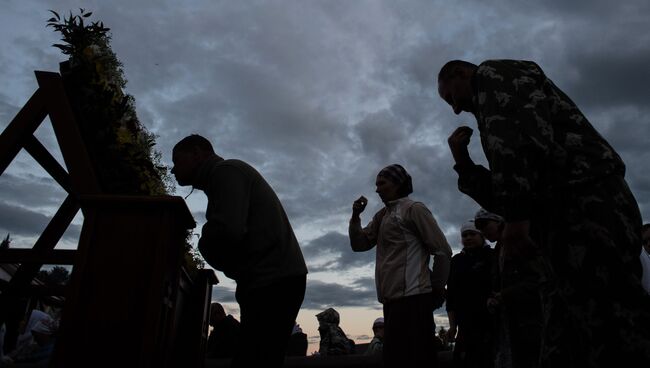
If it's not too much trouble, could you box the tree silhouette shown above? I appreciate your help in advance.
[0,233,10,250]
[36,266,71,286]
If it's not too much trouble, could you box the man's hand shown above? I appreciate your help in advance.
[448,126,474,166]
[352,196,368,217]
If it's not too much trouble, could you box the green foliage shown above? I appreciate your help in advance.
[183,230,205,277]
[47,9,173,195]
[47,9,107,57]
[48,9,200,271]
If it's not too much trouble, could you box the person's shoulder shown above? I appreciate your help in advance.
[451,252,465,262]
[371,207,388,221]
[480,246,495,258]
[218,158,253,170]
[479,59,540,69]
[478,59,544,79]
[212,159,257,179]
[406,200,434,216]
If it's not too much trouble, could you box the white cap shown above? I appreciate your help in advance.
[460,220,480,234]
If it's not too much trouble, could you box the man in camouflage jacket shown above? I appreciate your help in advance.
[437,59,650,368]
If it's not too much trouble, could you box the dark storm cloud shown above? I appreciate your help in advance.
[210,277,379,311]
[0,94,20,127]
[211,285,237,304]
[303,279,378,310]
[0,200,81,240]
[0,173,67,208]
[302,231,375,272]
[562,50,650,110]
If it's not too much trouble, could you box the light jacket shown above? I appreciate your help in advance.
[349,197,452,303]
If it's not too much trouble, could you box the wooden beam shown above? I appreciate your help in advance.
[23,135,73,193]
[4,194,79,293]
[35,71,100,195]
[0,89,47,175]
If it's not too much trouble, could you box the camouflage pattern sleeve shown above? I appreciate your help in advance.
[453,163,499,214]
[474,60,553,221]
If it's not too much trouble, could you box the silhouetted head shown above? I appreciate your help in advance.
[316,308,340,327]
[209,302,226,326]
[460,220,485,250]
[376,164,413,203]
[372,317,384,337]
[437,60,478,115]
[172,134,217,186]
[474,208,504,242]
[642,223,650,254]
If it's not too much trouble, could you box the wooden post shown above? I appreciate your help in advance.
[0,89,47,176]
[171,269,219,368]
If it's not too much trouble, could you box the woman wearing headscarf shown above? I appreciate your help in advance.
[2,309,54,365]
[13,310,51,353]
[348,164,452,368]
[9,318,57,364]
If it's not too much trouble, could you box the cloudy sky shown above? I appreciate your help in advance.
[2,0,649,350]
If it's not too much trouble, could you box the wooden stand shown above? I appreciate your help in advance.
[0,71,218,367]
[50,196,216,368]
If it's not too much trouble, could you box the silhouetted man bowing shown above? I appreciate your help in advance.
[172,134,307,367]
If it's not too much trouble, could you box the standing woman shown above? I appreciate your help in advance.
[348,164,452,367]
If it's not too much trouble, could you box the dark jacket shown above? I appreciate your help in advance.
[195,157,307,290]
[286,331,308,357]
[463,59,625,222]
[446,245,494,328]
[206,315,241,359]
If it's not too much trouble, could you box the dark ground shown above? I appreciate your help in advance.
[205,351,453,368]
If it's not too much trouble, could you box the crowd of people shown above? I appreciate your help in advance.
[4,57,648,368]
[175,57,650,368]
[2,57,641,367]
[0,38,648,367]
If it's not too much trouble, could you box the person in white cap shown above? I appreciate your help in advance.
[349,164,452,368]
[364,317,384,356]
[446,220,494,368]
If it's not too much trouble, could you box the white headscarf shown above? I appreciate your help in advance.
[31,320,56,335]
[15,310,52,349]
